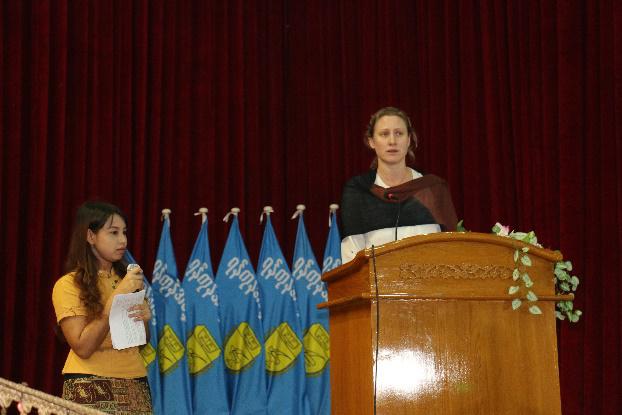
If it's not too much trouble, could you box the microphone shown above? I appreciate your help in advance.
[384,192,401,241]
[384,192,397,201]
[127,263,144,292]
[127,263,141,273]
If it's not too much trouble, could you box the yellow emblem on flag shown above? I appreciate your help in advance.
[187,325,221,375]
[140,342,156,367]
[265,322,302,374]
[303,323,330,375]
[158,324,185,374]
[224,322,262,372]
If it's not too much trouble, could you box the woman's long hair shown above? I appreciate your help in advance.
[64,201,128,320]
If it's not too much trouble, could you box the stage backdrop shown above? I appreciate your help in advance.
[1,1,620,414]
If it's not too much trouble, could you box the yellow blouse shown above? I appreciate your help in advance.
[52,271,147,378]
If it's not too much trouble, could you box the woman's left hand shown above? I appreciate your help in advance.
[128,302,152,322]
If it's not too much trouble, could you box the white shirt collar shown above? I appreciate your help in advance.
[374,168,422,188]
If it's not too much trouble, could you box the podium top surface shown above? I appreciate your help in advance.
[322,232,563,283]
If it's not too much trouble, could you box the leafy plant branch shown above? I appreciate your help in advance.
[492,224,543,315]
[458,221,581,322]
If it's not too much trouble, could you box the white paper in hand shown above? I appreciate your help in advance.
[109,290,147,350]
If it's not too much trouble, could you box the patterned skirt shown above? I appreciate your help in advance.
[62,374,152,415]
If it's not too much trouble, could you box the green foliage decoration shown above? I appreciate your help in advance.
[491,222,581,321]
[553,259,582,322]
[458,221,581,322]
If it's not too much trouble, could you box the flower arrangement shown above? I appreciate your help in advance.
[456,220,582,322]
[491,222,581,322]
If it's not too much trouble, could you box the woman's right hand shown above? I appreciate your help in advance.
[114,266,144,294]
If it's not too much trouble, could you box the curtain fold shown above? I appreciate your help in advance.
[1,1,620,413]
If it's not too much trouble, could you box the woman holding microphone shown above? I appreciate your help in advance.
[52,201,152,414]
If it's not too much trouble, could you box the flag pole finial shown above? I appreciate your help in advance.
[223,207,240,222]
[194,207,208,223]
[328,203,339,226]
[260,206,274,223]
[291,204,306,220]
[161,208,172,221]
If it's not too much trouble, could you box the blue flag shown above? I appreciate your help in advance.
[291,208,331,415]
[124,250,163,415]
[322,204,342,273]
[182,213,230,414]
[257,210,310,414]
[216,211,268,415]
[151,213,192,415]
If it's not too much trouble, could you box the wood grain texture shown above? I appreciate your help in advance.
[322,233,563,415]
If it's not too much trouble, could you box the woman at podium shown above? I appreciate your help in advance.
[340,107,458,263]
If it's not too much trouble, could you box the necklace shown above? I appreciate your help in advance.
[98,269,121,289]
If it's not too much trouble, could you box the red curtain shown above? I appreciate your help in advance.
[1,1,620,413]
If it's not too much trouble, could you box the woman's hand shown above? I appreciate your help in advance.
[129,301,152,343]
[128,301,152,322]
[114,266,144,294]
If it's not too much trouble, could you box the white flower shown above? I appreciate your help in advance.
[493,222,511,236]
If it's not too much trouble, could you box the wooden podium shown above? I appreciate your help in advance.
[320,232,564,414]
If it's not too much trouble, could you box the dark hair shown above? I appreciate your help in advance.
[364,106,418,169]
[64,201,128,319]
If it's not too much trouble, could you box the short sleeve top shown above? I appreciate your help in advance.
[52,272,147,378]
